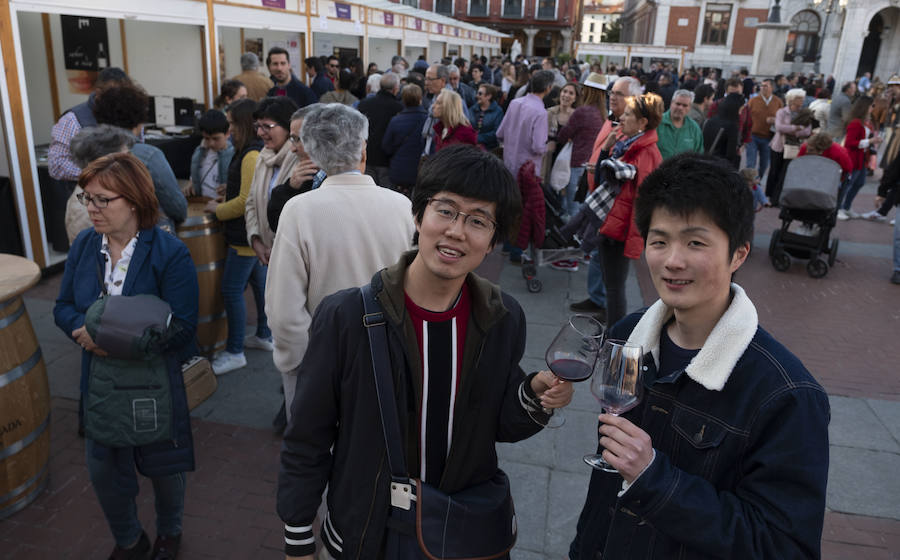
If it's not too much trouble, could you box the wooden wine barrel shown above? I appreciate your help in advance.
[177,200,227,356]
[0,255,50,519]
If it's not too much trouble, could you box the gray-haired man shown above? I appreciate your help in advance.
[229,52,274,101]
[265,104,415,420]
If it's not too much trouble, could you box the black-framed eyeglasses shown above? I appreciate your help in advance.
[289,134,301,144]
[253,121,278,132]
[427,198,496,235]
[76,192,122,209]
[328,63,339,69]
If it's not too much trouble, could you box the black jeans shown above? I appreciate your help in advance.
[765,150,788,205]
[599,238,630,327]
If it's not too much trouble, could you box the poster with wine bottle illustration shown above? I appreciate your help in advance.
[60,15,109,94]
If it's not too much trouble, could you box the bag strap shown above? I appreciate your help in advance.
[360,284,409,483]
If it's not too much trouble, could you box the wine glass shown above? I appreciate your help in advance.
[541,314,604,428]
[583,339,643,471]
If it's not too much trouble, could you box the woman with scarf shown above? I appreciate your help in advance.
[244,96,299,269]
[592,92,664,326]
[766,88,813,206]
[839,96,882,219]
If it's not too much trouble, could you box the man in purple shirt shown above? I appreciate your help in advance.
[496,70,553,177]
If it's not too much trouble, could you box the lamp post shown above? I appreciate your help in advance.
[812,0,849,75]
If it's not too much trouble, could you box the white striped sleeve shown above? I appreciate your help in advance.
[284,522,315,557]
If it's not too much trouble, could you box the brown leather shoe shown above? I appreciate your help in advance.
[151,534,181,560]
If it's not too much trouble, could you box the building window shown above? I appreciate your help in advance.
[468,0,488,16]
[401,0,418,7]
[502,0,523,18]
[588,34,594,42]
[701,3,732,45]
[536,0,556,19]
[434,0,452,15]
[784,10,821,63]
[589,22,595,32]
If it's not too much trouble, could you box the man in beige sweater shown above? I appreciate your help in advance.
[266,104,415,421]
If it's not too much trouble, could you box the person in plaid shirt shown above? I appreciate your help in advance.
[48,68,130,182]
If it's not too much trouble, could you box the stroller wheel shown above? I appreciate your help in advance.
[527,278,543,293]
[807,258,829,279]
[771,252,791,272]
[522,262,537,279]
[828,238,839,267]
[768,230,782,257]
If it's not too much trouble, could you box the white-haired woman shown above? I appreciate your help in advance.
[766,88,812,205]
[432,90,477,152]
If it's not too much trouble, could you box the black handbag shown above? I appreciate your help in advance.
[360,284,517,560]
[574,168,589,203]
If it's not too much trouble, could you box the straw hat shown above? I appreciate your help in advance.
[887,74,900,85]
[584,72,609,90]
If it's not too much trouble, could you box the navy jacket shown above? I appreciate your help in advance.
[310,72,335,99]
[358,90,404,167]
[54,227,199,476]
[382,106,427,187]
[570,286,830,559]
[469,101,504,150]
[268,73,317,108]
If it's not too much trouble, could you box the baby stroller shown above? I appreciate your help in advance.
[513,160,582,293]
[768,155,841,278]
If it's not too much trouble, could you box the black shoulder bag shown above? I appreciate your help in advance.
[360,284,517,560]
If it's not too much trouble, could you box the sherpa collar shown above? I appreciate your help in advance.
[627,283,758,391]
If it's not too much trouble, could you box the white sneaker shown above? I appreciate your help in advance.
[837,209,850,221]
[244,335,274,351]
[211,351,246,375]
[861,210,887,222]
[846,209,861,219]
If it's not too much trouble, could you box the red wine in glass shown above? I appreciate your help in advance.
[541,314,604,428]
[548,358,594,382]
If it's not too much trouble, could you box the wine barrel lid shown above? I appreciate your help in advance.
[0,255,40,303]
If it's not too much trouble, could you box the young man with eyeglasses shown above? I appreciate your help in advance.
[277,145,573,560]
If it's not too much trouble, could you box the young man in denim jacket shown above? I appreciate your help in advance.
[569,152,830,559]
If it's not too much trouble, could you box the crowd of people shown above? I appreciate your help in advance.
[43,43,897,560]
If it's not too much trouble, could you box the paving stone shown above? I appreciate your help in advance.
[546,468,591,556]
[827,446,900,519]
[867,398,900,445]
[829,395,900,453]
[499,461,549,553]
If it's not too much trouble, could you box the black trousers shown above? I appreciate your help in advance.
[599,238,631,327]
[765,150,788,205]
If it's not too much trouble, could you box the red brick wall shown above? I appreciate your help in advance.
[732,8,770,55]
[666,6,700,52]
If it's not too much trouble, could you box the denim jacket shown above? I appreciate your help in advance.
[570,284,830,559]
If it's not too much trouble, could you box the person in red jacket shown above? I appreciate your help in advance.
[797,132,853,176]
[839,96,882,219]
[580,92,664,326]
[432,90,478,152]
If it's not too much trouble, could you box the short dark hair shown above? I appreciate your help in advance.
[305,56,323,73]
[198,109,229,135]
[470,63,485,75]
[841,81,856,93]
[266,47,289,66]
[96,67,130,87]
[529,70,555,95]
[635,152,754,257]
[693,83,714,102]
[254,96,298,130]
[412,145,521,247]
[725,77,742,90]
[93,83,149,129]
[338,70,355,90]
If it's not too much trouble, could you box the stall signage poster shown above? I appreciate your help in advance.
[262,0,286,7]
[384,13,394,26]
[60,15,109,94]
[335,3,351,19]
[437,24,443,34]
[415,18,422,31]
[454,27,459,37]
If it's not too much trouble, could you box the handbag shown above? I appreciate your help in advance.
[783,143,801,160]
[549,141,573,192]
[360,284,517,560]
[574,168,589,203]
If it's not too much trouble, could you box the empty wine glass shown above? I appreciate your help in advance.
[540,314,604,428]
[583,339,643,471]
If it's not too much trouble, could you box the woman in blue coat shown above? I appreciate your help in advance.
[54,152,198,560]
[469,83,504,151]
[382,83,428,193]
